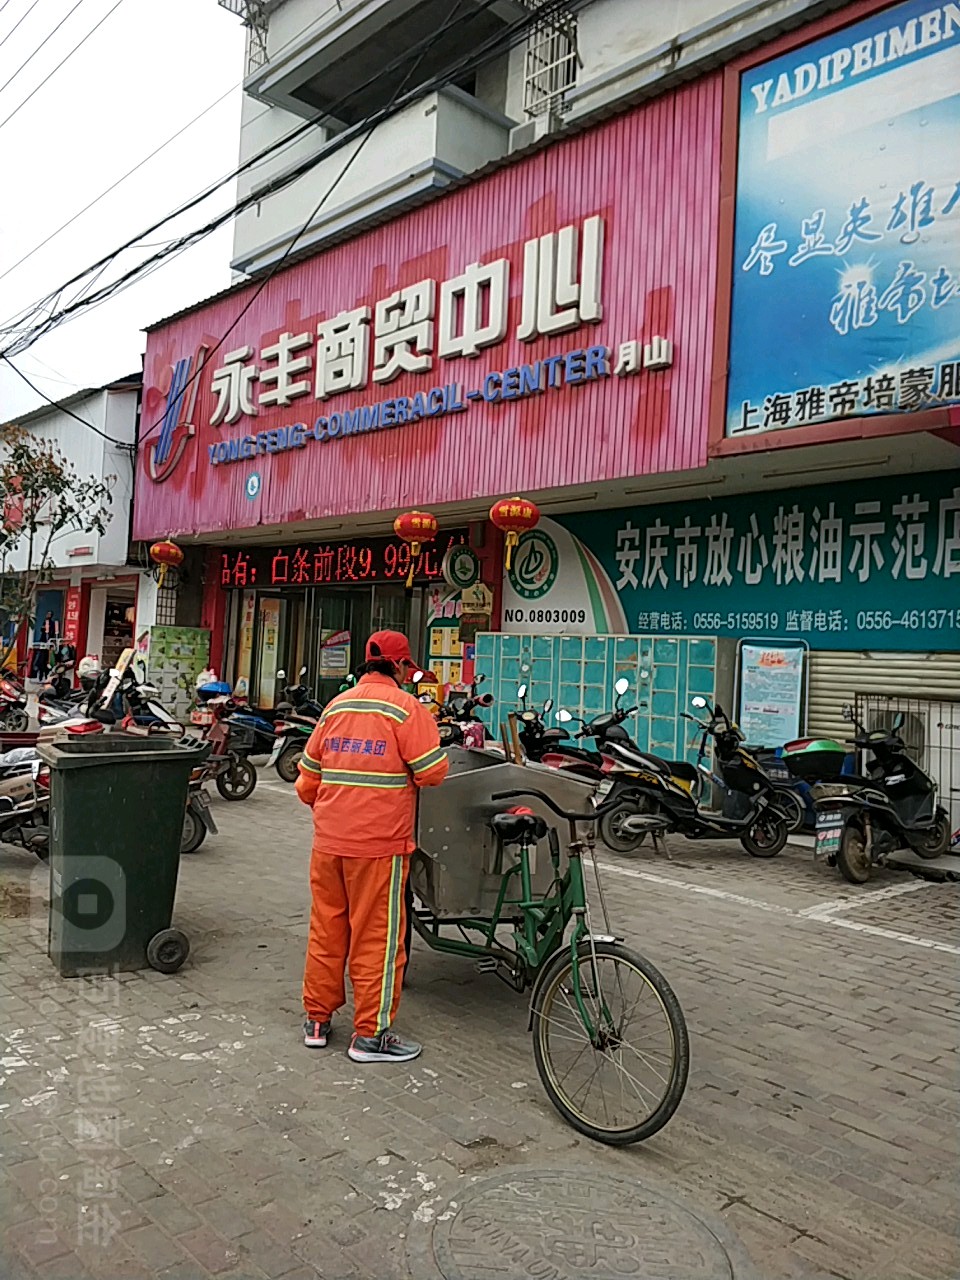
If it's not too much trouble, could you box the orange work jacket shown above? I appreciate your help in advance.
[295,672,449,857]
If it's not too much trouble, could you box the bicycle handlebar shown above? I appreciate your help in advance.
[491,787,619,820]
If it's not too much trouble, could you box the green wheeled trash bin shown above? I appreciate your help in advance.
[37,734,210,977]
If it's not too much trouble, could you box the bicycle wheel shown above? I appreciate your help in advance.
[531,941,688,1146]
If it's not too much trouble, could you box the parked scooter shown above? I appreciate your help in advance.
[181,767,219,853]
[549,679,655,851]
[0,670,29,732]
[812,706,949,884]
[195,676,278,757]
[430,675,495,747]
[606,696,789,857]
[269,669,324,783]
[0,751,49,857]
[696,734,806,835]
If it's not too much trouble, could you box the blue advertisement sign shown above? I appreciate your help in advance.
[738,643,805,745]
[726,0,960,437]
[524,470,960,651]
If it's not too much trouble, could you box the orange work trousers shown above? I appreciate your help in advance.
[303,851,409,1037]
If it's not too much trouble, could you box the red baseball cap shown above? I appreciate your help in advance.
[365,630,417,670]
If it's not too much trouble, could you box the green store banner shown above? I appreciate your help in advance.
[500,470,960,651]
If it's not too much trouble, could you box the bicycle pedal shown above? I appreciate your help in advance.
[476,958,498,973]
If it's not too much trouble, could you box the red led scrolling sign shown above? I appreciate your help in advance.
[219,531,468,590]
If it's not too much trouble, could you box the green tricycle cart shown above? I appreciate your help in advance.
[409,748,689,1146]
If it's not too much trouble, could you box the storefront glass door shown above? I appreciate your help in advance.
[254,597,283,708]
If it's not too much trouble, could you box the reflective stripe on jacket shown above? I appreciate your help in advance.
[295,672,448,857]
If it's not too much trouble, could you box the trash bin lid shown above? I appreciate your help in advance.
[37,734,211,769]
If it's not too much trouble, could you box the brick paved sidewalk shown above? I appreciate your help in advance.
[1,778,957,1280]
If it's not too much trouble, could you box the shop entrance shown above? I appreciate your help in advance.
[235,584,423,709]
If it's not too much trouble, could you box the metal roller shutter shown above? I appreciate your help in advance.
[807,650,960,741]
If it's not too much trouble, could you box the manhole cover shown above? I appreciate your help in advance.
[427,1171,748,1280]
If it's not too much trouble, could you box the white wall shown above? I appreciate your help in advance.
[232,89,511,273]
[3,386,136,574]
[232,0,823,271]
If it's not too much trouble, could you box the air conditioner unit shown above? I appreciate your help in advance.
[508,111,563,153]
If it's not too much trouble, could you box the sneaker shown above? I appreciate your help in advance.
[347,1030,421,1063]
[303,1018,331,1048]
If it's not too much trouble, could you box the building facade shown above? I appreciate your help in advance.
[135,0,960,818]
[0,375,153,675]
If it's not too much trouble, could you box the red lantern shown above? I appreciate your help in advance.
[489,496,540,571]
[149,538,184,588]
[393,511,438,588]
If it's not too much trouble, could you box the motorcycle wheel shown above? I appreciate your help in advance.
[908,814,950,860]
[276,742,304,783]
[836,824,871,883]
[740,812,787,858]
[216,757,257,801]
[773,787,805,835]
[598,802,647,854]
[181,807,206,854]
[3,708,29,732]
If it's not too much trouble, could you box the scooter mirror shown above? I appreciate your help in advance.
[419,694,434,705]
[691,696,708,709]
[556,709,573,723]
[412,670,425,683]
[892,711,905,731]
[614,677,629,696]
[543,698,554,713]
[841,703,853,721]
[475,673,486,685]
[277,670,286,681]
[300,666,308,676]
[517,684,527,700]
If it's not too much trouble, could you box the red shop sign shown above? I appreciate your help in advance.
[63,586,83,644]
[219,530,467,590]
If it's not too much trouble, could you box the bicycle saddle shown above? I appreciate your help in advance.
[490,810,547,844]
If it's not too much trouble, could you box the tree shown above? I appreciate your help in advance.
[0,426,114,670]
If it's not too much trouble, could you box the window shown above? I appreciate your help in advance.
[523,2,578,118]
[156,570,179,627]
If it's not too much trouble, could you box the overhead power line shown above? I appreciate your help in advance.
[2,354,130,446]
[2,0,578,363]
[0,0,89,99]
[0,0,348,288]
[0,0,127,135]
[135,0,487,454]
[0,0,43,55]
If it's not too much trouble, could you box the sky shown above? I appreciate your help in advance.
[0,0,247,419]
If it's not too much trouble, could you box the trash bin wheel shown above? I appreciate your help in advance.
[146,928,190,974]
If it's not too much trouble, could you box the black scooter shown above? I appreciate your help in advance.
[812,706,949,884]
[422,675,494,746]
[606,696,789,858]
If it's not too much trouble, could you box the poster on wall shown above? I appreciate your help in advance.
[318,629,351,679]
[726,0,960,437]
[738,643,805,744]
[500,471,959,651]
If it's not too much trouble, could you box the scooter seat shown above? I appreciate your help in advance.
[490,811,547,844]
[668,761,699,783]
[608,743,669,773]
